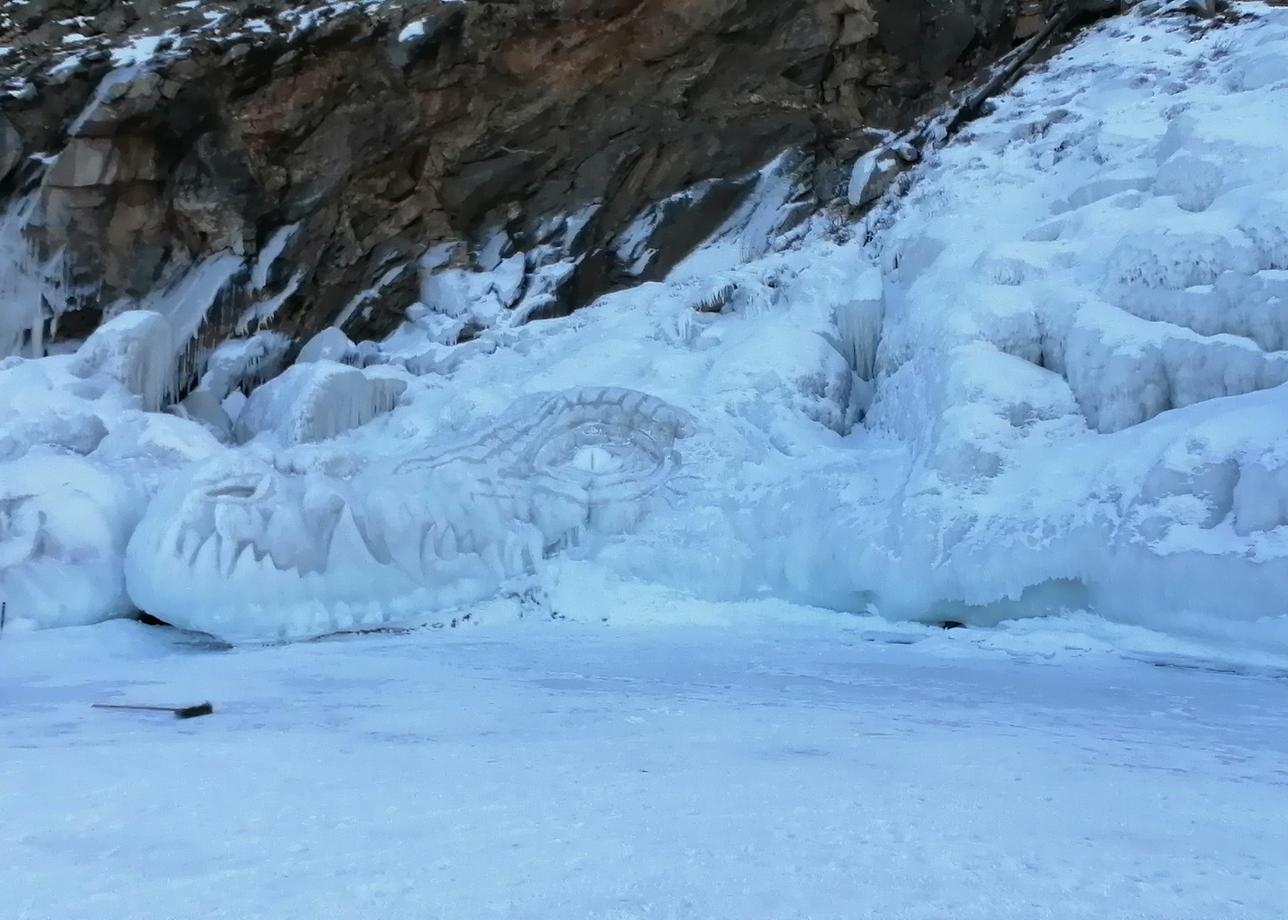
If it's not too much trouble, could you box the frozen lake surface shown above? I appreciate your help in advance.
[4,600,1286,920]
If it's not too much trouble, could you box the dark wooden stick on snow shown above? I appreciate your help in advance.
[92,702,215,719]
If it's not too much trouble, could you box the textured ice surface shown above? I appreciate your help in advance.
[70,310,176,412]
[0,456,140,626]
[592,7,1288,645]
[0,314,222,627]
[231,360,407,445]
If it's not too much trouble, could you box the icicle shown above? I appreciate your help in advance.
[138,251,248,400]
[0,194,46,358]
[71,310,177,412]
[28,300,42,357]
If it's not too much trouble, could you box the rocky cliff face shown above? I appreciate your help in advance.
[0,0,1019,373]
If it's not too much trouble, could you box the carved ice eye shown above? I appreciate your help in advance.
[572,445,620,474]
[528,419,679,509]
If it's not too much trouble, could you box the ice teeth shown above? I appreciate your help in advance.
[219,536,241,578]
[437,525,458,561]
[353,515,392,566]
[419,524,438,572]
[264,506,304,571]
[180,528,203,565]
[232,542,261,581]
[388,530,423,577]
[192,533,219,575]
[327,509,372,574]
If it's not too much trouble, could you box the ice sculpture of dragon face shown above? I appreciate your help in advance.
[125,388,695,641]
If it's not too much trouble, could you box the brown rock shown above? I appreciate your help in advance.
[1,0,1022,374]
[0,114,21,184]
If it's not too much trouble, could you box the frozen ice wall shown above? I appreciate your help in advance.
[4,4,1288,647]
[767,5,1288,641]
[0,195,50,358]
[589,5,1288,646]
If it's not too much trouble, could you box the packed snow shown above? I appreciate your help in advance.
[2,2,1287,652]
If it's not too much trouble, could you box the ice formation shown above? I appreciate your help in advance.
[0,312,222,627]
[4,5,1288,648]
[783,5,1288,638]
[231,361,408,445]
[124,388,694,640]
[70,311,177,412]
[0,197,37,357]
[592,6,1288,645]
[0,456,141,626]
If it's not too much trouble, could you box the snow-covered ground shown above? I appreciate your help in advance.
[4,596,1287,919]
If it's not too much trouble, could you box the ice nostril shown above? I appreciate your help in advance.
[206,484,258,500]
[204,474,273,502]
